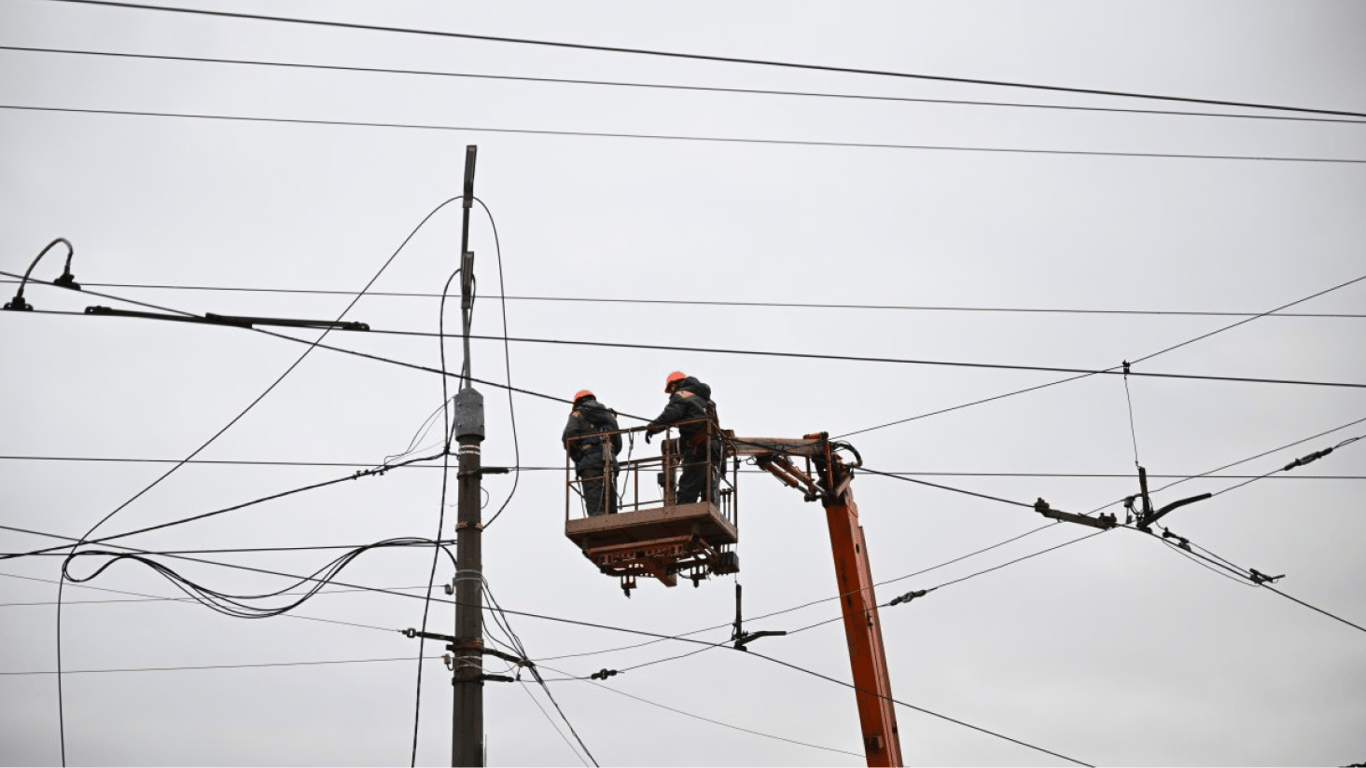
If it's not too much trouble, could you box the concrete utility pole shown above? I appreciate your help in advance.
[451,145,485,767]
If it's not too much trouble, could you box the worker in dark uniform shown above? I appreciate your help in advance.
[562,389,622,516]
[645,371,721,505]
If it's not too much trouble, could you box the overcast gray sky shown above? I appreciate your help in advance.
[2,1,1364,766]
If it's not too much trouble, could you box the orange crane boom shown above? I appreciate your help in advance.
[737,434,903,766]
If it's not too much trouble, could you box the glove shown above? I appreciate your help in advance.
[644,432,654,444]
[644,427,660,444]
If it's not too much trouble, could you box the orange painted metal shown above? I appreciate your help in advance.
[824,492,903,766]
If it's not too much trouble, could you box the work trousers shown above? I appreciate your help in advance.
[577,455,618,516]
[676,440,722,506]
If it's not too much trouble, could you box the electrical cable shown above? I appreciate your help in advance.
[15,299,1363,393]
[5,518,1088,763]
[1261,583,1366,635]
[1130,274,1366,365]
[0,535,457,558]
[517,680,590,768]
[855,465,1035,508]
[929,530,1110,591]
[1133,528,1366,634]
[561,669,865,760]
[1,656,446,676]
[0,571,428,608]
[0,569,411,633]
[411,262,462,767]
[37,0,1366,119]
[472,576,599,767]
[8,279,1363,319]
[5,104,1364,164]
[0,451,445,562]
[476,197,522,530]
[1123,362,1141,467]
[7,44,1365,126]
[1206,435,1362,499]
[2,454,1361,481]
[36,195,466,765]
[837,272,1366,437]
[60,537,457,621]
[1082,416,1366,518]
[741,648,1092,766]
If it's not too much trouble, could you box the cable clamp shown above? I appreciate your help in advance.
[1249,569,1285,585]
[589,668,619,681]
[1160,527,1192,552]
[889,589,928,607]
[1284,447,1333,471]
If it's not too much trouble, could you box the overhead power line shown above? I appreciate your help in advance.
[5,44,1364,126]
[573,675,864,759]
[5,104,1362,164]
[0,451,445,562]
[4,454,1360,481]
[41,0,1366,118]
[0,656,443,676]
[4,520,1090,764]
[837,271,1366,438]
[5,279,1362,318]
[0,569,403,634]
[11,300,1364,393]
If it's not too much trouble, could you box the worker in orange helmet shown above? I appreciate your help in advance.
[562,389,622,516]
[645,371,722,505]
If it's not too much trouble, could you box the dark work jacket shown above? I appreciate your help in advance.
[647,377,716,444]
[562,397,622,464]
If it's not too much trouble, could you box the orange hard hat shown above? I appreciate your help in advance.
[664,371,687,392]
[573,389,594,403]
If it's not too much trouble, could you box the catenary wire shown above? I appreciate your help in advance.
[2,454,1362,481]
[12,300,1362,393]
[856,465,1035,508]
[7,280,1361,319]
[1205,435,1363,499]
[6,44,1365,126]
[4,104,1363,164]
[742,648,1092,766]
[38,0,1366,119]
[838,271,1366,438]
[1,656,445,676]
[1082,415,1366,517]
[564,671,865,759]
[1135,529,1366,634]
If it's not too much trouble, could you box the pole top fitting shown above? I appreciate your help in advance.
[454,387,485,441]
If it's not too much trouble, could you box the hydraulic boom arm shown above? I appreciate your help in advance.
[735,434,903,767]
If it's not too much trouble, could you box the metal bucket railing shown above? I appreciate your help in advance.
[564,420,737,528]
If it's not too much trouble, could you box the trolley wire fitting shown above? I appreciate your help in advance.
[1129,466,1212,532]
[1160,527,1192,552]
[1034,498,1117,530]
[4,237,79,312]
